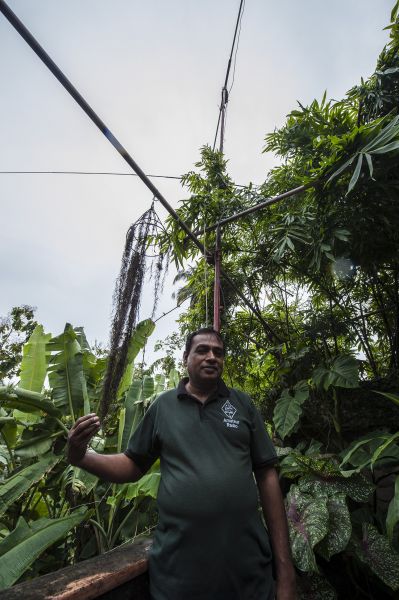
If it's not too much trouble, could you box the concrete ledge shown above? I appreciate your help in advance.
[0,537,152,600]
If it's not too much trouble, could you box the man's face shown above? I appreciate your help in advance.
[184,333,224,386]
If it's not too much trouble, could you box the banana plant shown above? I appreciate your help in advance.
[0,317,161,586]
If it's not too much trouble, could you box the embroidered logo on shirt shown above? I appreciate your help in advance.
[222,400,237,419]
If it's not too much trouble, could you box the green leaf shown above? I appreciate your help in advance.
[370,140,399,154]
[299,473,373,503]
[0,387,60,417]
[352,524,399,591]
[374,391,399,407]
[125,467,160,501]
[47,324,89,420]
[19,325,51,393]
[286,485,329,572]
[0,453,61,517]
[316,494,351,559]
[273,381,309,439]
[312,355,358,391]
[142,375,155,400]
[121,380,144,452]
[117,319,155,399]
[371,431,399,469]
[0,516,30,558]
[167,368,180,389]
[0,507,88,589]
[364,153,374,179]
[297,573,338,600]
[386,475,399,543]
[346,153,363,195]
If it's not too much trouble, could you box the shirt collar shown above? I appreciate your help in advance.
[177,377,230,400]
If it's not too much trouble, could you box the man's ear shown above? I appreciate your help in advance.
[183,352,187,366]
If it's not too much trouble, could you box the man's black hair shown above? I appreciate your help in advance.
[184,327,225,356]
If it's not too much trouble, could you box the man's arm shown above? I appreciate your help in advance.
[255,466,296,600]
[67,413,143,484]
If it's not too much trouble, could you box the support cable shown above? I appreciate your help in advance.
[0,0,203,253]
[212,0,245,151]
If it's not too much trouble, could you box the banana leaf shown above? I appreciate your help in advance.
[0,387,60,417]
[47,324,89,420]
[19,325,51,393]
[121,380,144,452]
[0,507,88,589]
[0,453,61,517]
[117,319,155,399]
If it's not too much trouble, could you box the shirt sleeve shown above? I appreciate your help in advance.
[124,400,161,474]
[249,400,278,470]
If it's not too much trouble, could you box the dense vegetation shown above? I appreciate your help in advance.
[1,4,399,598]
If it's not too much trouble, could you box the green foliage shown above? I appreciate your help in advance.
[351,523,399,591]
[0,306,38,382]
[0,508,88,589]
[19,325,51,393]
[273,380,309,439]
[285,484,329,572]
[0,454,61,518]
[0,317,169,587]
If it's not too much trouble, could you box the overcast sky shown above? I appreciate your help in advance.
[0,0,393,360]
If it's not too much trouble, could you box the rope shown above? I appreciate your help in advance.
[0,170,181,180]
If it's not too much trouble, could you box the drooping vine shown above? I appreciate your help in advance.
[101,202,169,418]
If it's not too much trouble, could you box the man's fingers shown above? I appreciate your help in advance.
[70,423,100,444]
[71,414,99,431]
[70,416,100,436]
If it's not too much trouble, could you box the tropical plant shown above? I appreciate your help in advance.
[0,317,168,588]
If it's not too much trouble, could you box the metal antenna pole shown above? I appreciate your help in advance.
[213,226,221,332]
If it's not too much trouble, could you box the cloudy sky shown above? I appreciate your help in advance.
[0,0,393,359]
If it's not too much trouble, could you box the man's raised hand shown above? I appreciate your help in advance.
[67,413,101,466]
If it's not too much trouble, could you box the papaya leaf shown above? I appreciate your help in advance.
[285,485,329,572]
[0,507,88,589]
[19,325,51,394]
[273,381,309,439]
[386,475,399,543]
[0,453,61,517]
[316,494,351,560]
[312,354,358,391]
[352,523,399,591]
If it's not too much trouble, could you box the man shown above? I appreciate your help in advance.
[67,327,296,599]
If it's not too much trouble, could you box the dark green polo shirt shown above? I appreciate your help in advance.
[125,379,277,600]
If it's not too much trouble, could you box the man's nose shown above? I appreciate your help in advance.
[205,351,218,360]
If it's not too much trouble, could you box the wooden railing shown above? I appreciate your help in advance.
[0,537,152,600]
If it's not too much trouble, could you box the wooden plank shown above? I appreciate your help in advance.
[0,537,152,600]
